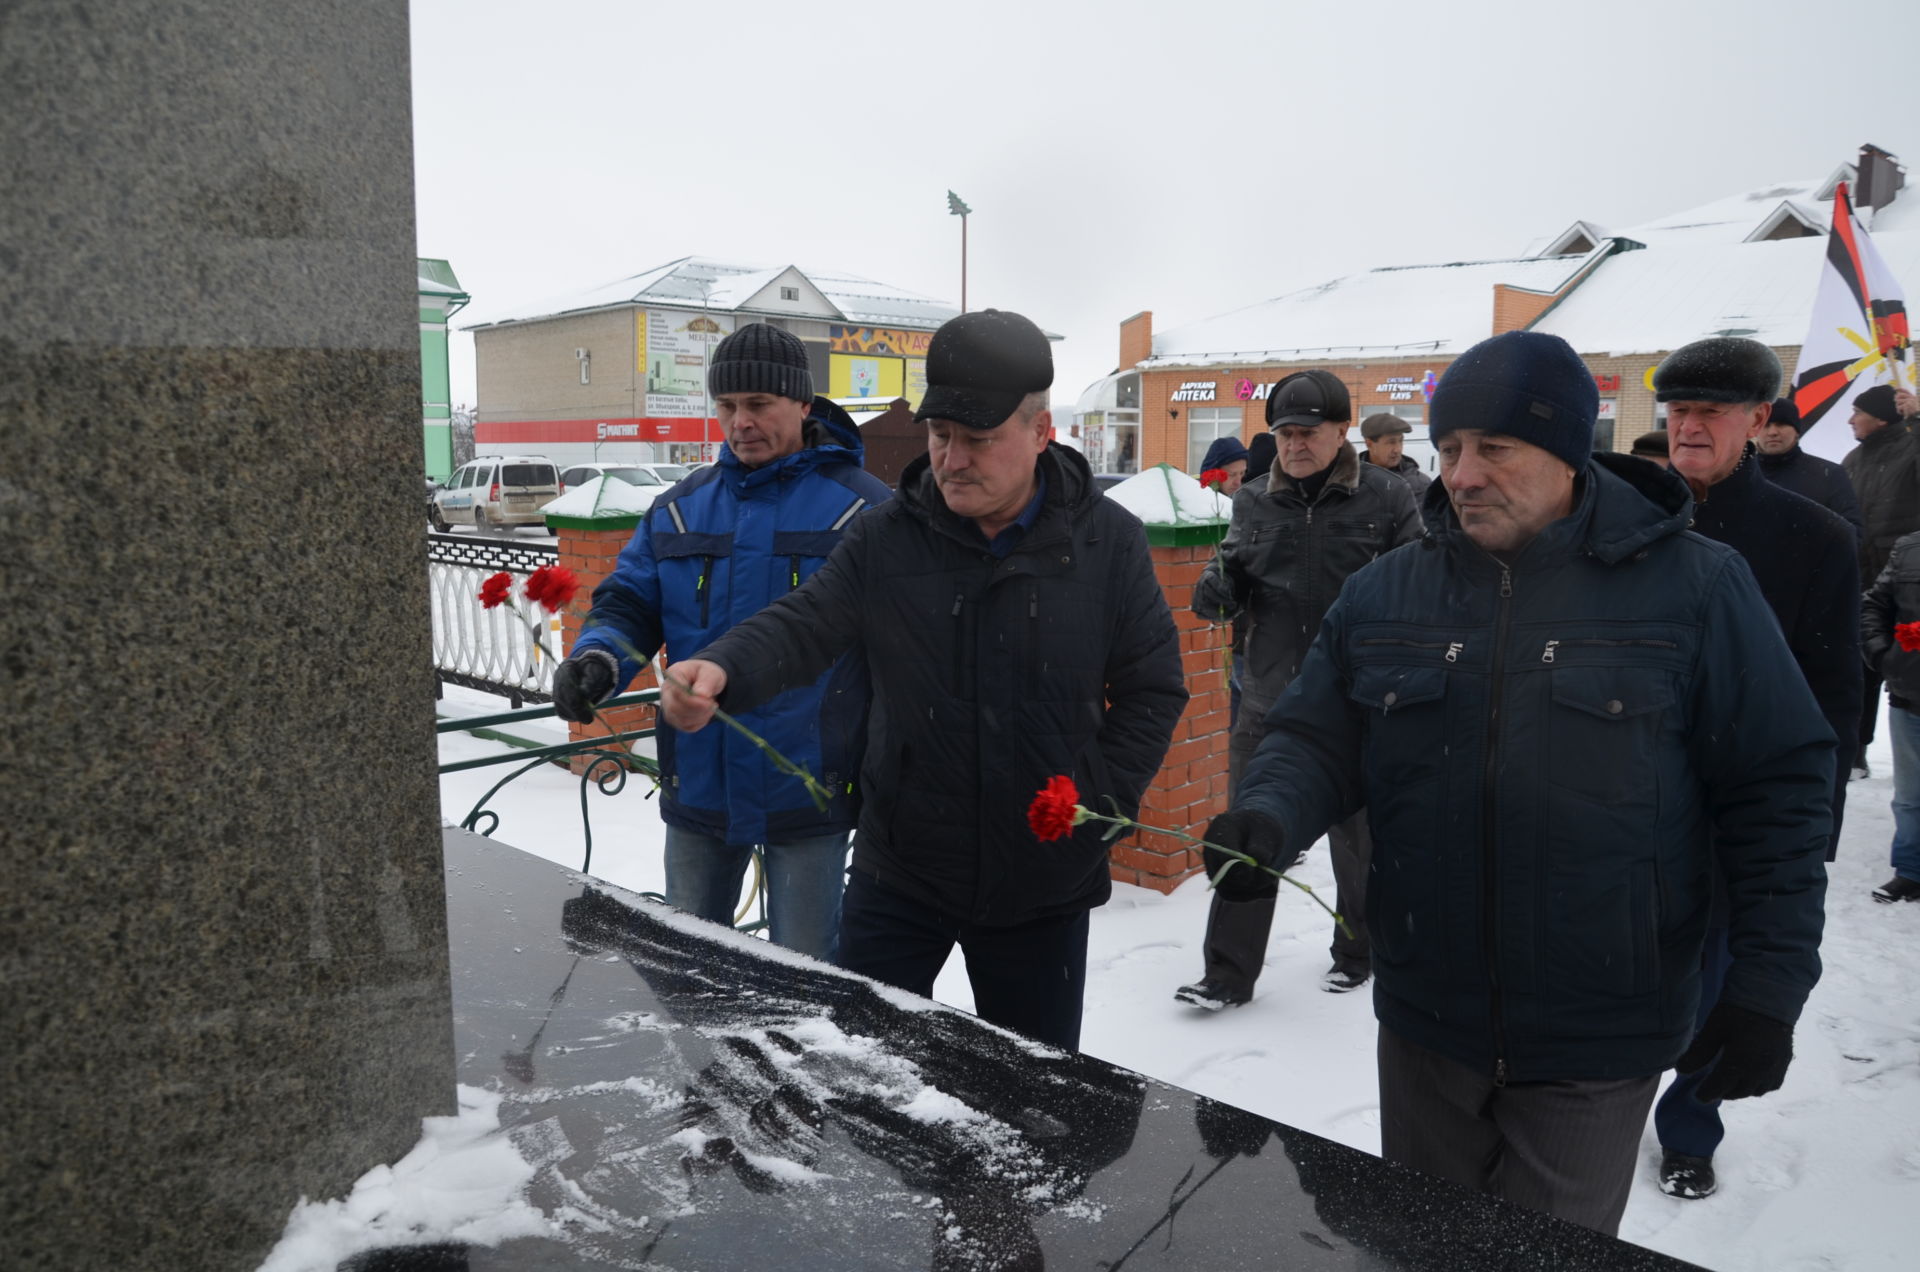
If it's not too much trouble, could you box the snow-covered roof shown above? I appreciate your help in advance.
[417,257,467,299]
[1143,253,1594,367]
[467,256,960,332]
[540,475,657,519]
[1103,464,1230,525]
[1531,230,1920,356]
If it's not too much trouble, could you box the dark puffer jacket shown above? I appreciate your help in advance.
[1755,444,1862,536]
[1842,422,1920,586]
[1691,447,1861,859]
[1361,450,1433,500]
[694,443,1187,926]
[1193,443,1422,720]
[1237,454,1833,1082]
[1864,529,1920,709]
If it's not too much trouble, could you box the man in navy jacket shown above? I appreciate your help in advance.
[553,323,891,963]
[1652,339,1860,1202]
[1203,331,1832,1236]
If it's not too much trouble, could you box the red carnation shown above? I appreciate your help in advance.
[1898,621,1920,653]
[477,571,513,610]
[1199,467,1229,491]
[524,564,581,614]
[1028,775,1082,842]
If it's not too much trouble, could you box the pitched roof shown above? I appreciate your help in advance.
[1144,253,1594,367]
[1530,229,1920,355]
[466,256,960,331]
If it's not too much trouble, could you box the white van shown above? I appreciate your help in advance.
[431,456,561,531]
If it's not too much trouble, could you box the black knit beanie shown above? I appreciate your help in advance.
[1770,397,1803,433]
[708,323,814,402]
[1854,384,1901,426]
[1429,331,1596,472]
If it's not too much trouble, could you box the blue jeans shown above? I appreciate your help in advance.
[662,825,849,963]
[1892,706,1920,882]
[1654,923,1733,1159]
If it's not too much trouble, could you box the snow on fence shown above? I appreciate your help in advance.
[428,531,564,705]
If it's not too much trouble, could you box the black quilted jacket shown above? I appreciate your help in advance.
[696,443,1187,926]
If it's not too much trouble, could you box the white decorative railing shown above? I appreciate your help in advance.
[427,531,563,705]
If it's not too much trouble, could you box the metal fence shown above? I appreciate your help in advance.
[428,530,562,705]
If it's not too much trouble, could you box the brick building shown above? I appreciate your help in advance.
[1080,144,1919,477]
[467,258,960,468]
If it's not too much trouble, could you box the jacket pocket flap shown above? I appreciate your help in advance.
[1550,666,1674,720]
[654,531,734,560]
[1348,664,1446,712]
[770,530,842,558]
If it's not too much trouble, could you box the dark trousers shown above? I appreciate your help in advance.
[1377,1026,1659,1237]
[1209,713,1370,993]
[1860,671,1884,763]
[838,867,1090,1051]
[1654,923,1733,1158]
[1197,813,1372,994]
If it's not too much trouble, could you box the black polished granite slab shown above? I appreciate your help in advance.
[403,829,1700,1271]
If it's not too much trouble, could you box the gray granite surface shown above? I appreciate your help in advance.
[0,4,455,1269]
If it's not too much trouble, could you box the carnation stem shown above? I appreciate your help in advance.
[1075,806,1351,940]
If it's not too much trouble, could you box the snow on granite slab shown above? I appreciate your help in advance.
[257,1085,550,1272]
[541,475,656,519]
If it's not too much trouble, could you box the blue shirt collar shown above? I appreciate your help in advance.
[988,469,1048,559]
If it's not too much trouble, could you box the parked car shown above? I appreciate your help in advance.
[636,462,693,483]
[556,462,671,508]
[431,456,561,531]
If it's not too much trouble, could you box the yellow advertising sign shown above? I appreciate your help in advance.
[904,358,927,408]
[829,353,905,401]
[829,325,934,357]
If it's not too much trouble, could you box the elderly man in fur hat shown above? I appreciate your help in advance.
[1646,337,1861,1201]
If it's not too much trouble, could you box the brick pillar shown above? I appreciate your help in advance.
[552,516,658,772]
[1109,537,1233,894]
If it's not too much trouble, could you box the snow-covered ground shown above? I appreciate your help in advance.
[437,687,1919,1272]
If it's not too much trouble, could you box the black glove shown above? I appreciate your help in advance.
[551,650,618,722]
[1673,1002,1795,1101]
[1202,809,1287,903]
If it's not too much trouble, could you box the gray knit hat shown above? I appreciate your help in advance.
[708,323,814,402]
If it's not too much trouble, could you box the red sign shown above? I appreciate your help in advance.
[474,417,716,445]
[1593,375,1621,393]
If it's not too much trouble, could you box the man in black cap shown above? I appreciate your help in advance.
[1203,330,1831,1235]
[549,323,893,962]
[1753,396,1862,534]
[1650,337,1860,1201]
[1844,383,1920,778]
[1629,429,1670,467]
[1359,412,1431,498]
[1175,369,1422,1010]
[656,310,1186,1050]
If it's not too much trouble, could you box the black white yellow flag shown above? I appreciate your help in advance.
[1791,181,1913,449]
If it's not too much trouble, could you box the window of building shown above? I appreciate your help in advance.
[1187,407,1242,472]
[780,286,799,301]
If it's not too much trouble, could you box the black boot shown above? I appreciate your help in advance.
[1873,875,1920,903]
[1658,1150,1717,1199]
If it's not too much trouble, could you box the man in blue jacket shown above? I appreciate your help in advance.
[551,323,891,962]
[1203,331,1833,1236]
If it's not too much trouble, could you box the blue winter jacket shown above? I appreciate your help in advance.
[573,399,892,846]
[1238,454,1833,1082]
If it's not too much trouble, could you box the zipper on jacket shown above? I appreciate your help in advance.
[789,554,801,592]
[1541,636,1677,663]
[697,557,713,626]
[1355,638,1464,661]
[951,591,966,698]
[1484,564,1513,1085]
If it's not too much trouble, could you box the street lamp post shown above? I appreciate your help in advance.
[947,190,971,313]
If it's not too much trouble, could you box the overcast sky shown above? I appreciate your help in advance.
[411,0,1916,416]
